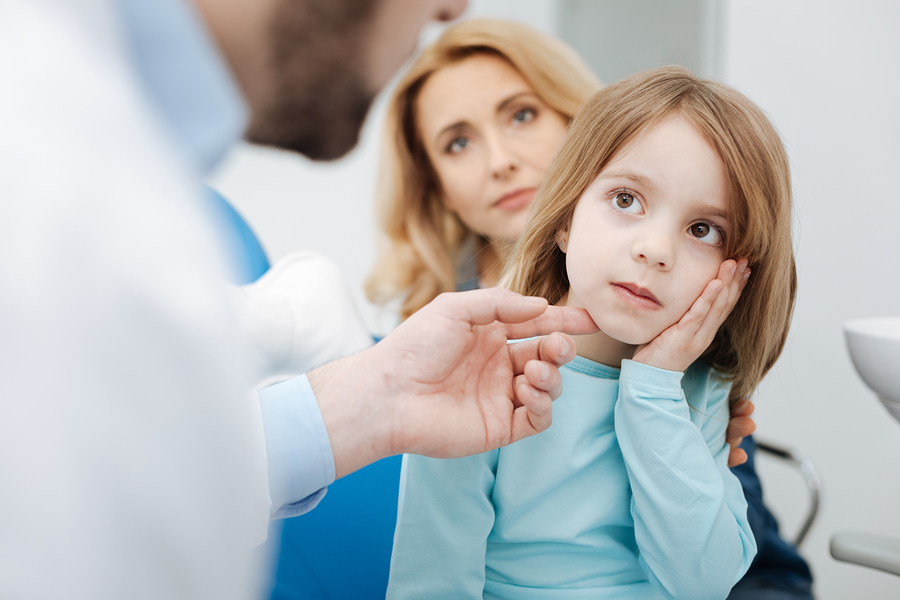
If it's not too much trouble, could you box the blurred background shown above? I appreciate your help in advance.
[209,1,900,597]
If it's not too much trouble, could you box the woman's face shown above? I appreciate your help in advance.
[415,53,569,244]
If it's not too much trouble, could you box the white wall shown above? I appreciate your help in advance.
[210,1,900,597]
[719,1,900,598]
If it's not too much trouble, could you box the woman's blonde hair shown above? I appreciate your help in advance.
[504,66,796,402]
[365,19,601,320]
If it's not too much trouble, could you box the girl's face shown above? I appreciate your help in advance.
[415,53,569,244]
[560,115,731,362]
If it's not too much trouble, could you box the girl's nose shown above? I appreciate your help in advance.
[631,228,675,270]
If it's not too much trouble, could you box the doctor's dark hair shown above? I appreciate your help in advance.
[503,66,796,402]
[365,19,600,321]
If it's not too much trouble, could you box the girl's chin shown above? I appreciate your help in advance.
[595,323,658,348]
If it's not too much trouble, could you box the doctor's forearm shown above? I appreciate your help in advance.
[308,349,397,480]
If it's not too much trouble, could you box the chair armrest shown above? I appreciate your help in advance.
[831,531,900,577]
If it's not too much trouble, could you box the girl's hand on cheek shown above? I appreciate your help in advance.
[632,259,749,372]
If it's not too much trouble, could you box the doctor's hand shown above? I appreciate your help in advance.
[632,258,750,373]
[308,287,598,479]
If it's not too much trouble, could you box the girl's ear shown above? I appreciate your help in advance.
[555,227,569,254]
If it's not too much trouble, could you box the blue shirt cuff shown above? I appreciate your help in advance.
[258,374,335,519]
[619,359,685,398]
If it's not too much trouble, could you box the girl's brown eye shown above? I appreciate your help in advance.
[688,222,723,246]
[690,223,710,237]
[615,193,634,208]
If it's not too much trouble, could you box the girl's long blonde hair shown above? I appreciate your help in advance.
[504,66,796,402]
[365,19,600,320]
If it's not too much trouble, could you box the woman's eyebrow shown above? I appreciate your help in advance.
[433,91,539,144]
[496,91,539,114]
[435,120,467,143]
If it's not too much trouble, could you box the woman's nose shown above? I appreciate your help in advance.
[488,138,520,179]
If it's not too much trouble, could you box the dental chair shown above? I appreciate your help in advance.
[727,436,818,600]
[207,187,399,599]
[754,438,821,548]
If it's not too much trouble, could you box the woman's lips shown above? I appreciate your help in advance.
[612,283,662,309]
[494,187,536,211]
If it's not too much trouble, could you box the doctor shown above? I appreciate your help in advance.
[0,0,598,598]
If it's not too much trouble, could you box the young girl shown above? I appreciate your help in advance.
[386,66,796,600]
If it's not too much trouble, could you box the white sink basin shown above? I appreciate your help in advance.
[836,318,900,577]
[844,317,900,422]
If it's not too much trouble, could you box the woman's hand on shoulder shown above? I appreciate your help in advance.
[726,398,757,467]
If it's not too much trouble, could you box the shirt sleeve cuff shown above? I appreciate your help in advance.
[258,374,335,520]
[619,359,685,399]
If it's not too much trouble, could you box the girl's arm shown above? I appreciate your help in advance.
[614,360,756,600]
[386,451,498,599]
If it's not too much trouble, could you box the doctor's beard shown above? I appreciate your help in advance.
[245,0,378,161]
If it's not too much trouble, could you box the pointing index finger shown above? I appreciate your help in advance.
[504,305,599,340]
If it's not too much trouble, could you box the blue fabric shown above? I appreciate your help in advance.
[270,455,403,600]
[728,437,815,599]
[109,0,349,588]
[110,0,247,175]
[204,184,393,597]
[205,187,270,284]
[388,358,755,600]
[260,376,336,520]
[203,187,337,521]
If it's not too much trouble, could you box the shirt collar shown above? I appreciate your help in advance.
[111,0,248,175]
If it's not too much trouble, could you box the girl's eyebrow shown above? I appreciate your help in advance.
[693,204,729,221]
[596,170,658,192]
[598,170,729,221]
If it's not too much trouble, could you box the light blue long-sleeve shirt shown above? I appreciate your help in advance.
[387,357,756,600]
[112,0,334,518]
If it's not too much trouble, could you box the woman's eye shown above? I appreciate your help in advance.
[512,108,536,125]
[611,192,641,214]
[447,136,469,153]
[689,222,724,246]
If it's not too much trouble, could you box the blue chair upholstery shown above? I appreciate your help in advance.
[206,187,270,284]
[206,187,400,599]
[269,455,403,599]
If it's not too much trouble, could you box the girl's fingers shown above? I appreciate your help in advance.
[681,277,724,336]
[697,259,749,341]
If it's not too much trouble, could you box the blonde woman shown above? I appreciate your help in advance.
[366,19,600,319]
[388,65,798,600]
[370,21,813,600]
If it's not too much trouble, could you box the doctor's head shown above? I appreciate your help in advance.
[192,0,467,160]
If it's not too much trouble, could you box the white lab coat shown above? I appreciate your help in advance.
[0,0,270,597]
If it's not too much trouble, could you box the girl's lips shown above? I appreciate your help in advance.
[494,187,536,211]
[612,283,662,309]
